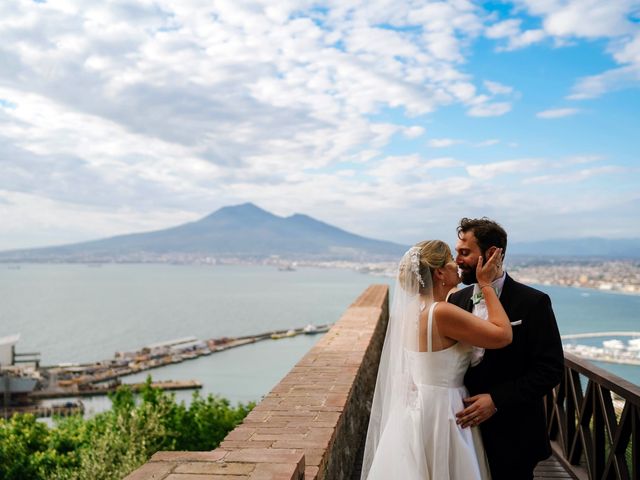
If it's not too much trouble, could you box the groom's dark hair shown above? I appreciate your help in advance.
[457,217,507,257]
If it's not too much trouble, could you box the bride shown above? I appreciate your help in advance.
[361,240,511,480]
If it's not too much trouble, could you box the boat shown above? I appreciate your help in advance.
[628,338,640,350]
[278,263,297,271]
[271,329,297,339]
[0,334,40,398]
[0,370,38,393]
[603,339,625,351]
[303,324,330,334]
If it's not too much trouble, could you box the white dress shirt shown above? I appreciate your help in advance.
[470,271,506,367]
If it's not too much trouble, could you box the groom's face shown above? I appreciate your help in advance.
[455,230,483,285]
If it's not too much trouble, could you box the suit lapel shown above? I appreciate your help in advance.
[455,286,474,312]
[454,274,516,313]
[498,273,516,313]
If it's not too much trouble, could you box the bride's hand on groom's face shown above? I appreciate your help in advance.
[476,248,503,285]
[455,393,497,428]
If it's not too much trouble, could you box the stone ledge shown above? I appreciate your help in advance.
[125,448,304,480]
[125,284,389,480]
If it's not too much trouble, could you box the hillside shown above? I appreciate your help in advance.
[0,203,407,262]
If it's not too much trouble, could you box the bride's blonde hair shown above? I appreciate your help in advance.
[399,240,452,291]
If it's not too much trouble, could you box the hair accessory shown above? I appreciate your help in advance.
[408,246,425,287]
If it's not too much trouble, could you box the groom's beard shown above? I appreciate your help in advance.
[459,262,479,285]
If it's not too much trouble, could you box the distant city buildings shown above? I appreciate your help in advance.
[3,253,640,295]
[312,258,640,296]
[509,260,640,294]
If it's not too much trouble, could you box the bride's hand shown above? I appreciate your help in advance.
[476,248,503,285]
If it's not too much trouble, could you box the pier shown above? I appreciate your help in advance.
[2,400,84,419]
[30,379,202,399]
[27,324,331,408]
[1,324,329,418]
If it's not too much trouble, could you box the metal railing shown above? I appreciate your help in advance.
[547,352,640,480]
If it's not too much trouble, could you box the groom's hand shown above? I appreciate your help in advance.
[456,394,497,428]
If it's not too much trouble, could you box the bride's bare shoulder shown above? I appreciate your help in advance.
[432,302,474,327]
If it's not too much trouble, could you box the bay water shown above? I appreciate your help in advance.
[1,264,638,415]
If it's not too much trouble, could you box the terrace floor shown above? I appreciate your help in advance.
[350,440,576,479]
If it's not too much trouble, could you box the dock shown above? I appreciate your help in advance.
[29,324,331,403]
[31,379,202,399]
[2,400,84,419]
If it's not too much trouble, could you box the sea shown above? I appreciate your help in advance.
[1,263,639,416]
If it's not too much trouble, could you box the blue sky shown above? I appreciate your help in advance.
[0,0,638,250]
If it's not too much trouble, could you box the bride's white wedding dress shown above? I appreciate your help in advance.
[365,302,491,480]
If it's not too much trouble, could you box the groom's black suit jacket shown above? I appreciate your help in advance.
[448,273,564,480]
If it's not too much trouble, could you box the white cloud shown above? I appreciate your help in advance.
[467,101,512,117]
[464,80,516,117]
[367,154,463,185]
[403,126,426,139]
[430,138,502,149]
[409,1,484,62]
[485,18,545,50]
[0,0,499,236]
[509,29,546,50]
[485,19,521,39]
[614,32,640,65]
[0,190,198,249]
[428,138,461,148]
[523,166,627,184]
[564,155,604,165]
[534,0,636,38]
[536,107,581,118]
[447,82,477,102]
[0,1,494,148]
[466,158,545,180]
[0,1,636,248]
[484,80,514,95]
[510,1,640,99]
[0,87,223,203]
[568,65,640,99]
[424,157,464,169]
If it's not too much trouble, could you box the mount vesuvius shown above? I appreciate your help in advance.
[0,203,408,262]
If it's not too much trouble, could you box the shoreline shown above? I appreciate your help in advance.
[5,260,640,297]
[522,280,640,297]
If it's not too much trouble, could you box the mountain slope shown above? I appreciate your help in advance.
[0,203,408,261]
[3,204,638,262]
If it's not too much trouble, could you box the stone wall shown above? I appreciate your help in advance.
[125,284,389,480]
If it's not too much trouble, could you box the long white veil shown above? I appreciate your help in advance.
[360,246,434,479]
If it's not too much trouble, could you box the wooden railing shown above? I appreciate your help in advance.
[546,351,640,480]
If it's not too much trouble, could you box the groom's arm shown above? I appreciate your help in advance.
[489,293,564,409]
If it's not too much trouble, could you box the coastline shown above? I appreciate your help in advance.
[5,258,640,296]
[347,260,640,297]
[515,278,640,297]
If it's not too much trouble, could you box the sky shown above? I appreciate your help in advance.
[0,0,639,251]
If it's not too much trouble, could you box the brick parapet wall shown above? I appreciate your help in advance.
[125,284,389,480]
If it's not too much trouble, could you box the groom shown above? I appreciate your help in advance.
[448,217,564,480]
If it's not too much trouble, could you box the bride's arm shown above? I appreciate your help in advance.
[435,249,512,348]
